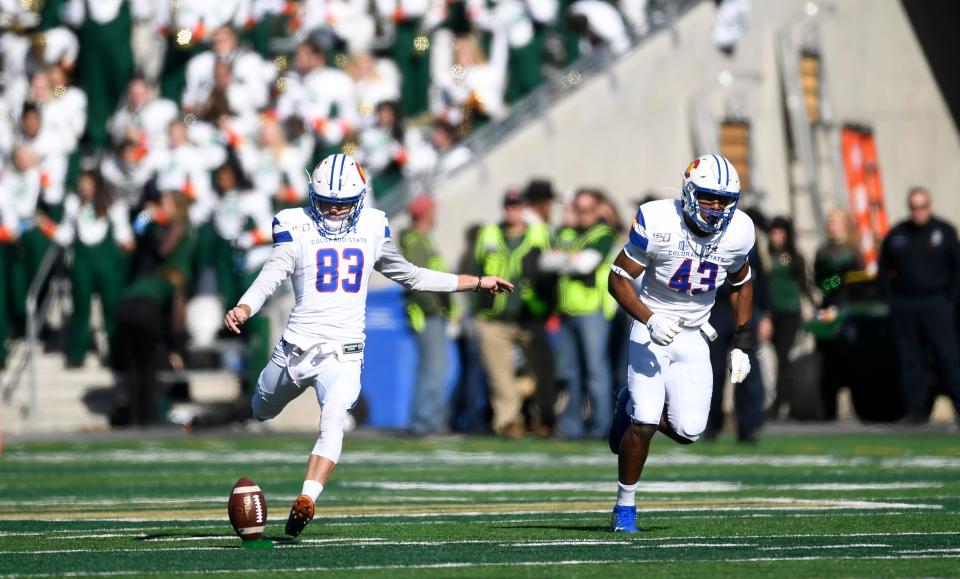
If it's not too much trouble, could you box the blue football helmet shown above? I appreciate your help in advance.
[680,154,741,234]
[308,153,367,239]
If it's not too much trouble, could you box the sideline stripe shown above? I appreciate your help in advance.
[4,555,960,578]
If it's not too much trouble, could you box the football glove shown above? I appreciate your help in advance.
[647,314,681,346]
[729,348,751,384]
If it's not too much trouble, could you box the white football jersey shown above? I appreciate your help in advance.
[268,206,389,347]
[625,199,755,326]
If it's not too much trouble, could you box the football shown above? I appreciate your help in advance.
[228,477,267,541]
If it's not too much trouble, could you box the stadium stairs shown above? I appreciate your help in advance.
[1,345,112,435]
[414,0,960,267]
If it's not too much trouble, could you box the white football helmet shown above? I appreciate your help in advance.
[680,154,741,234]
[308,153,368,239]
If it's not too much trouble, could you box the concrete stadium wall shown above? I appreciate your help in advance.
[426,0,960,266]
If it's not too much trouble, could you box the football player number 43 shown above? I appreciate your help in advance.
[668,258,718,295]
[316,248,364,292]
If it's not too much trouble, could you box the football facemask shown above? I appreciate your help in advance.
[308,153,367,239]
[680,154,741,234]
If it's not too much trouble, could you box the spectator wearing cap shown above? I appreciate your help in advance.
[879,187,960,424]
[546,188,617,438]
[523,179,555,225]
[400,195,455,434]
[470,189,555,437]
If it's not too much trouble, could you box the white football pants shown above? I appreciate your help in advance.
[626,320,713,441]
[252,339,362,422]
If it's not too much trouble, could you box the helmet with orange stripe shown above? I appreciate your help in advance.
[308,153,367,239]
[680,154,741,235]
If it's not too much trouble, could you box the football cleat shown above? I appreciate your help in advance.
[608,387,631,455]
[284,495,315,537]
[610,505,640,533]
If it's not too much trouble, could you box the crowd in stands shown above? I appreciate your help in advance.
[3,0,956,434]
[0,0,682,422]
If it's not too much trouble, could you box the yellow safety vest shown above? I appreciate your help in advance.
[473,222,551,319]
[557,223,616,317]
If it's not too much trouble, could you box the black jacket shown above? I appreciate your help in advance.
[879,216,960,301]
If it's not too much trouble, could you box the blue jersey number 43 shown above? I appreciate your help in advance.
[668,258,719,294]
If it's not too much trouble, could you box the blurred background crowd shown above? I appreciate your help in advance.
[1,0,958,437]
[401,181,959,442]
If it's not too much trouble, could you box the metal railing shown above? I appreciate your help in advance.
[776,2,845,241]
[1,244,65,417]
[375,0,703,216]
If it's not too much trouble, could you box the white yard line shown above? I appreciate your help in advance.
[758,544,891,551]
[657,543,751,548]
[350,481,741,493]
[6,450,960,470]
[775,483,941,491]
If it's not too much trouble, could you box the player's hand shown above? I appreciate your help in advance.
[647,313,680,346]
[224,305,251,335]
[729,348,751,384]
[479,276,514,295]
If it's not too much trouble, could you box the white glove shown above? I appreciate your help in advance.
[729,348,751,384]
[647,314,681,346]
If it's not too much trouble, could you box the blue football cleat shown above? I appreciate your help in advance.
[610,505,640,533]
[608,387,631,454]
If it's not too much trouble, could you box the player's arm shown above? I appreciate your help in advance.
[727,262,755,383]
[376,238,513,294]
[608,250,653,324]
[224,233,298,334]
[728,262,754,330]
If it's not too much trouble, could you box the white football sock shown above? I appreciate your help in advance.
[616,481,639,507]
[301,480,323,502]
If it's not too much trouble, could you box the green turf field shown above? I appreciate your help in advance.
[1,432,959,577]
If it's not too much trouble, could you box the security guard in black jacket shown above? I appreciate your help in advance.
[878,187,960,423]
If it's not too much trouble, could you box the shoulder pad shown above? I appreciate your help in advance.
[272,208,312,244]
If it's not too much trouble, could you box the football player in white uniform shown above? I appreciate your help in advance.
[606,154,756,533]
[223,153,512,537]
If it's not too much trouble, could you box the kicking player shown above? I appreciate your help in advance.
[606,154,756,532]
[224,153,512,537]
